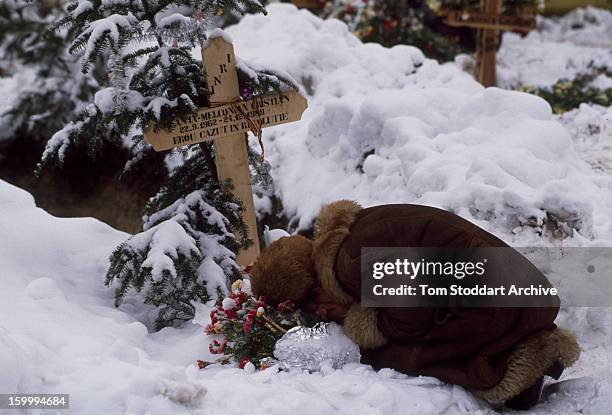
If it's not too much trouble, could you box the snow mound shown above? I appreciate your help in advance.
[0,179,210,413]
[228,4,612,243]
[496,6,612,88]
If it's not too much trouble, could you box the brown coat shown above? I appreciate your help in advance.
[312,201,580,403]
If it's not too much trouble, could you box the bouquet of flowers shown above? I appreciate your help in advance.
[198,270,319,370]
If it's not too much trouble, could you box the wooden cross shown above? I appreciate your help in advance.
[144,35,308,266]
[443,0,536,86]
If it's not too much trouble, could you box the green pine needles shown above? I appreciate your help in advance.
[38,0,296,173]
[107,145,250,330]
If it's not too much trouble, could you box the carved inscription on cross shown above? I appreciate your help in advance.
[443,0,536,87]
[144,35,308,266]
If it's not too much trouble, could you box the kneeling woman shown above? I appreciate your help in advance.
[250,200,579,410]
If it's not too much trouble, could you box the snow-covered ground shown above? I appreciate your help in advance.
[495,6,612,89]
[2,4,612,414]
[559,103,612,174]
[2,177,609,414]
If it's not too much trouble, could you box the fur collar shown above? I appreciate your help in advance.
[311,200,388,349]
[312,200,362,306]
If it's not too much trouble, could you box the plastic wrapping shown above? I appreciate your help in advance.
[273,322,361,371]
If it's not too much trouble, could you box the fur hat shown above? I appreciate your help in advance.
[250,235,317,306]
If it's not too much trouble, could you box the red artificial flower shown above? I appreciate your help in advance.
[243,320,251,334]
[210,307,220,324]
[209,340,220,354]
[224,309,237,319]
[209,339,226,354]
[230,290,247,306]
[277,300,295,313]
[239,357,250,369]
[196,360,208,369]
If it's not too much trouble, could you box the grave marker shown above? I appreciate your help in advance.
[442,0,536,86]
[144,36,308,266]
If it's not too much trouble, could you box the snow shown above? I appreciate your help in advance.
[73,0,94,18]
[263,225,290,245]
[79,13,137,62]
[494,6,612,89]
[206,28,233,46]
[41,120,81,165]
[222,298,237,310]
[558,103,612,174]
[94,87,146,113]
[146,96,179,120]
[139,220,200,280]
[227,4,612,246]
[0,180,209,413]
[2,4,612,415]
[158,13,192,30]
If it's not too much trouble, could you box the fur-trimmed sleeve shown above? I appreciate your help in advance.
[343,304,388,349]
[473,327,580,404]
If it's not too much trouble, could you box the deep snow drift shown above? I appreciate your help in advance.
[1,4,612,415]
[228,5,612,247]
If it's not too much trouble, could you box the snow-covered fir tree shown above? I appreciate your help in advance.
[0,0,99,141]
[106,145,249,329]
[37,0,297,329]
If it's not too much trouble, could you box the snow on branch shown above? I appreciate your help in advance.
[70,13,139,72]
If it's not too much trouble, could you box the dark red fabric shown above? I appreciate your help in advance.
[334,204,559,390]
